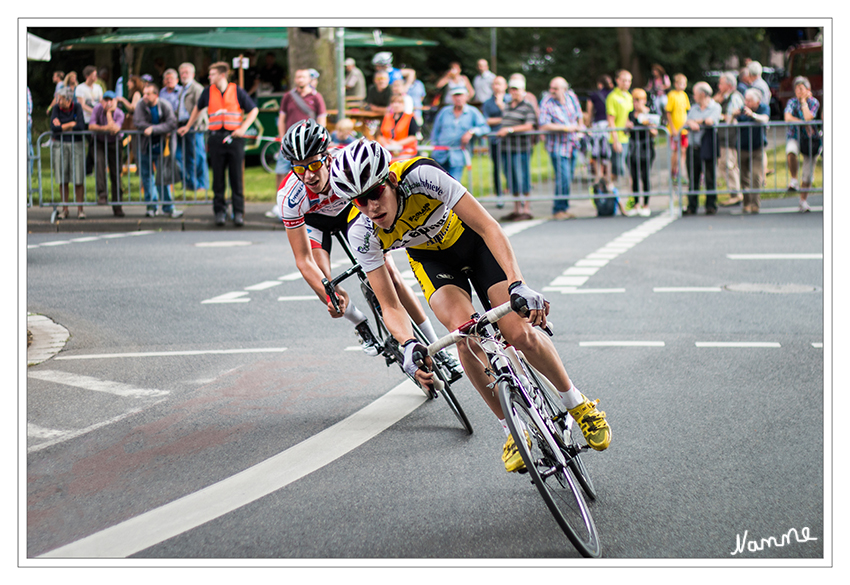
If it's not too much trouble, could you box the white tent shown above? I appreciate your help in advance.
[27,33,51,61]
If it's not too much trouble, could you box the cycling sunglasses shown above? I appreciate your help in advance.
[292,155,328,175]
[353,180,388,208]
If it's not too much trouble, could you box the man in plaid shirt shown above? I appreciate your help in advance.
[539,77,585,220]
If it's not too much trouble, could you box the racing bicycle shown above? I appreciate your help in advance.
[422,299,601,557]
[321,231,473,435]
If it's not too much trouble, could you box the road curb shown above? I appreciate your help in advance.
[27,314,70,366]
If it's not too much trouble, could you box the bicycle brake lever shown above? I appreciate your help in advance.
[321,277,341,313]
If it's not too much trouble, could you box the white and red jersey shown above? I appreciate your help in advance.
[275,170,351,230]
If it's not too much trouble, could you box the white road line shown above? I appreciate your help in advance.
[27,405,160,454]
[500,218,547,237]
[563,267,600,276]
[579,341,666,347]
[543,287,626,294]
[40,241,71,247]
[27,370,169,398]
[654,287,723,292]
[243,281,282,291]
[695,342,781,348]
[55,348,288,360]
[38,380,427,558]
[812,343,823,348]
[277,271,304,281]
[277,295,319,302]
[726,253,822,260]
[549,276,590,287]
[201,292,250,304]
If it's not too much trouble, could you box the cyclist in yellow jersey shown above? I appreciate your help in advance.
[331,140,611,472]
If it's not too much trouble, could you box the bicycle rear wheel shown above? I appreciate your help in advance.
[500,382,601,558]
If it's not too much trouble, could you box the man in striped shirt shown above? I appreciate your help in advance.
[539,77,585,220]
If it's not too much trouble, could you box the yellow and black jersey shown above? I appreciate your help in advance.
[347,157,468,273]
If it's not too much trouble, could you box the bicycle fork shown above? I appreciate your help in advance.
[485,340,568,469]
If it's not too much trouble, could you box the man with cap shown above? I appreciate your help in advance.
[88,90,126,215]
[429,85,490,180]
[344,57,366,101]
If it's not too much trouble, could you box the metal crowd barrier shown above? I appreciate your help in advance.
[678,120,823,200]
[32,129,211,223]
[452,126,677,217]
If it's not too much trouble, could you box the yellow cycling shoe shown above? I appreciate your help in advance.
[568,394,611,451]
[502,431,530,473]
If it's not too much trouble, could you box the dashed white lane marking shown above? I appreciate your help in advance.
[545,213,677,294]
[38,379,427,558]
[278,295,318,302]
[244,281,282,291]
[654,287,723,292]
[579,341,665,347]
[201,291,250,304]
[28,370,170,398]
[812,343,823,348]
[726,253,822,260]
[55,348,288,360]
[28,231,155,249]
[694,342,781,348]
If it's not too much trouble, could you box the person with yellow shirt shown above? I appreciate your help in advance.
[665,73,691,183]
[329,140,612,473]
[605,70,634,199]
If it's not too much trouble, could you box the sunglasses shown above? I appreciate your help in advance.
[292,155,328,175]
[353,180,387,208]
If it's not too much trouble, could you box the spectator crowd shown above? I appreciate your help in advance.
[30,52,822,223]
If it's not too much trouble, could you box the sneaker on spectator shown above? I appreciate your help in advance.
[799,200,811,213]
[171,209,184,219]
[639,206,651,217]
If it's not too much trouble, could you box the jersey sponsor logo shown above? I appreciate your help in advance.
[436,273,455,280]
[407,201,433,223]
[282,217,304,229]
[356,230,373,254]
[407,176,444,197]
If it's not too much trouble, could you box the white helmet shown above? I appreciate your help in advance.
[329,139,392,202]
[372,51,393,67]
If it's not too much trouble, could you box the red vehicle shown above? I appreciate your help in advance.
[778,41,823,111]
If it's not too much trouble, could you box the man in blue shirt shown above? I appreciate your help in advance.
[429,86,490,180]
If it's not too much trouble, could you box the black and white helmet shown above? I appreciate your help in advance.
[280,119,330,162]
[329,139,391,202]
[371,51,393,67]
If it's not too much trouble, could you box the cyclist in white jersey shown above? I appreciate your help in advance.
[330,139,611,472]
[276,119,452,361]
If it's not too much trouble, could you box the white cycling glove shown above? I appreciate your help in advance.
[509,281,548,314]
[402,339,429,381]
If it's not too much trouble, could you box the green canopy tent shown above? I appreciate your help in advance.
[54,26,437,115]
[53,27,438,50]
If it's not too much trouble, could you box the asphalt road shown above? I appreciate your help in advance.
[25,203,826,563]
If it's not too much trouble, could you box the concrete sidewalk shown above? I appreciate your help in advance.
[25,193,670,234]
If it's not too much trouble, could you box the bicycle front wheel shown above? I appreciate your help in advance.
[500,382,601,558]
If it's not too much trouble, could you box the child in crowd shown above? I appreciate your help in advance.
[627,88,658,217]
[330,118,359,147]
[665,73,690,183]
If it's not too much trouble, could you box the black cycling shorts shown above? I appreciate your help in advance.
[304,204,358,255]
[407,226,507,304]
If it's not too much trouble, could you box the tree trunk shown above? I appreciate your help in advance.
[616,27,642,87]
[287,27,338,112]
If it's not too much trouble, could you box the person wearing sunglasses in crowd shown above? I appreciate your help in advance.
[329,139,612,473]
[275,120,459,375]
